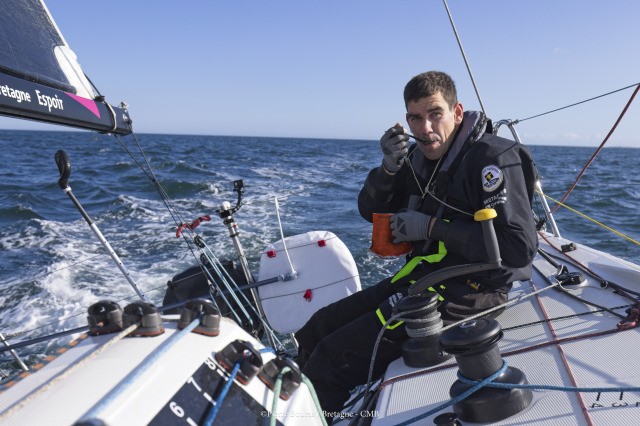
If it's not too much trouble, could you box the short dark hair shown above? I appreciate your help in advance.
[403,71,458,110]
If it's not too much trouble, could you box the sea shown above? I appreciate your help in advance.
[1,129,640,375]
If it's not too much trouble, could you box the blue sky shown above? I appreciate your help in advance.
[2,0,640,147]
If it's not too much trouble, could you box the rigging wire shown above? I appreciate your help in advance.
[112,127,225,288]
[442,0,487,116]
[515,82,640,123]
[547,83,640,214]
[440,0,639,225]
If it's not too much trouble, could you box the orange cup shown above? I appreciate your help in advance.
[370,213,413,258]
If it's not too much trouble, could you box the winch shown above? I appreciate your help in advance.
[440,318,533,423]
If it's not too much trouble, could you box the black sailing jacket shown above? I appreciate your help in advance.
[358,111,539,292]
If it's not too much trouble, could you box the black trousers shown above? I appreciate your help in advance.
[294,274,508,415]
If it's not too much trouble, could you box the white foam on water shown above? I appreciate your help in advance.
[0,134,395,376]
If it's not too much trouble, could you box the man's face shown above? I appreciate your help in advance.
[406,92,463,160]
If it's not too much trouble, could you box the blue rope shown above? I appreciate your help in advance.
[205,348,273,425]
[80,315,202,421]
[458,368,640,393]
[394,361,509,425]
[396,359,640,426]
[200,240,286,352]
[204,357,243,426]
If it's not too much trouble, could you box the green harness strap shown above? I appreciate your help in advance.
[390,240,447,283]
[376,240,447,329]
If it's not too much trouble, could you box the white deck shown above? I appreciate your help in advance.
[372,233,640,425]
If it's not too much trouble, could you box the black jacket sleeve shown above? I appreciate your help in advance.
[358,166,404,223]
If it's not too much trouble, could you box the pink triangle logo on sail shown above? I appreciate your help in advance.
[65,93,100,118]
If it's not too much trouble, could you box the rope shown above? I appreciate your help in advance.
[537,233,640,300]
[538,232,640,305]
[0,326,90,353]
[459,369,640,393]
[115,127,213,295]
[395,361,508,425]
[538,192,640,246]
[199,244,251,326]
[204,356,242,426]
[548,83,640,214]
[198,240,285,352]
[502,303,635,332]
[532,257,627,320]
[269,367,328,426]
[358,280,562,414]
[395,354,640,426]
[301,373,329,426]
[80,315,201,421]
[0,323,139,423]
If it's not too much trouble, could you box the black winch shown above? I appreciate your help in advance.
[395,293,452,367]
[439,318,532,423]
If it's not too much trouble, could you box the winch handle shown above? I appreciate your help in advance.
[54,149,71,189]
[475,208,501,264]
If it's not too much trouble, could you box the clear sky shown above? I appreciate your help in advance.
[2,0,639,147]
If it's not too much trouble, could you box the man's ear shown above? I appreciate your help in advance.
[454,102,464,125]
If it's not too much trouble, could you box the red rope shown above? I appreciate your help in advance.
[176,215,211,238]
[550,84,640,214]
[617,306,640,330]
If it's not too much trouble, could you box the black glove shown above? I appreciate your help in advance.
[390,209,431,243]
[381,123,409,173]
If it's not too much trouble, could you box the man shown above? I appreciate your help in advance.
[295,71,538,418]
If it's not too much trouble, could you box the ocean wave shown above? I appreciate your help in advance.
[0,204,43,223]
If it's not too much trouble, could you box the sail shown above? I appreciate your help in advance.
[0,0,131,135]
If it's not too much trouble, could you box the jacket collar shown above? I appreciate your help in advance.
[411,110,487,179]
